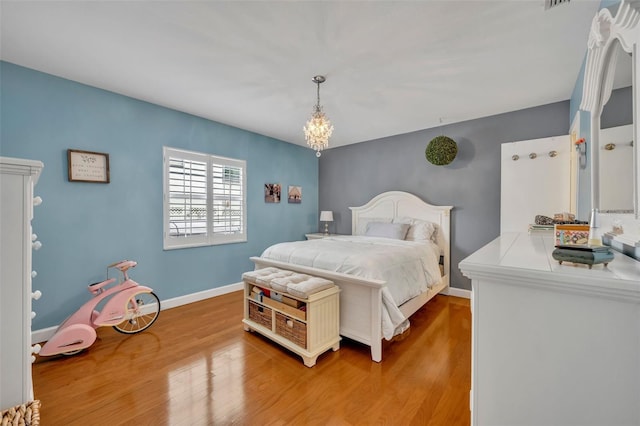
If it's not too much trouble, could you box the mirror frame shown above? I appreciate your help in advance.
[580,0,639,220]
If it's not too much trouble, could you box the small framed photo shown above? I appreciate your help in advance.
[288,185,302,204]
[264,183,281,203]
[68,149,110,183]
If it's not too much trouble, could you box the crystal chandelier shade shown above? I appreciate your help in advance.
[303,75,334,157]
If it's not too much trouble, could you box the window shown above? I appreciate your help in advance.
[163,147,246,249]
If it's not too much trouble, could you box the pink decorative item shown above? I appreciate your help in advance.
[39,260,160,356]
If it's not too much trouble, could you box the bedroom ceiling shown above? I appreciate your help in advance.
[0,1,601,151]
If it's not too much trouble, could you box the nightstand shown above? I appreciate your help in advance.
[305,233,329,240]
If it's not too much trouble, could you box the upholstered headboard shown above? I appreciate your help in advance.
[349,191,453,278]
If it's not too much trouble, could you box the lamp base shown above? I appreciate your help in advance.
[323,222,329,235]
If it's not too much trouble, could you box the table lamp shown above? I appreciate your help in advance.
[320,211,333,235]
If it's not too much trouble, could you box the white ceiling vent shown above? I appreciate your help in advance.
[545,0,570,10]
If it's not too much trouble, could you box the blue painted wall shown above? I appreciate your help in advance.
[0,61,319,329]
[568,57,592,220]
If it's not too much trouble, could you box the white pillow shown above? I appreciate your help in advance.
[392,216,414,225]
[365,222,410,240]
[356,217,392,235]
[406,221,438,242]
[392,217,438,242]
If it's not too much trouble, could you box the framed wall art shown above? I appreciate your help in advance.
[67,149,110,183]
[288,185,302,203]
[264,183,281,203]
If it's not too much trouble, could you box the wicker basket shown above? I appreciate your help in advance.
[1,400,40,426]
[248,300,272,329]
[275,312,307,348]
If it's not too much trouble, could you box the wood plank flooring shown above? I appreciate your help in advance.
[33,292,471,425]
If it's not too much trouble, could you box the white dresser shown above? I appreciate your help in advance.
[459,232,640,426]
[0,157,43,410]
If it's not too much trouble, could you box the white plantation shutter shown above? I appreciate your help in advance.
[163,147,246,249]
[168,158,208,237]
[212,162,244,236]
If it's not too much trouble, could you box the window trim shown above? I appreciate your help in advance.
[163,146,247,250]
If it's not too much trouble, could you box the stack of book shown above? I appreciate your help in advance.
[528,224,554,233]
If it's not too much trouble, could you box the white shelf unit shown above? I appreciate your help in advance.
[0,157,44,410]
[242,280,340,367]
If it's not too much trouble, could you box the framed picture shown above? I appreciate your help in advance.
[264,183,281,203]
[288,185,302,203]
[68,149,110,183]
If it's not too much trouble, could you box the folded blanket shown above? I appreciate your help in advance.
[270,273,311,293]
[286,276,335,299]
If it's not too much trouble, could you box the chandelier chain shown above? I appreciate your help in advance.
[316,80,321,111]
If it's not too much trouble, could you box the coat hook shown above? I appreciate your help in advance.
[548,150,557,158]
[604,143,616,151]
[512,155,519,161]
[529,153,537,159]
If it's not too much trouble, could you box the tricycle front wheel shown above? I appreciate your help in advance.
[113,292,160,334]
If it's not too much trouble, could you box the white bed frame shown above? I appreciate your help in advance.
[250,191,453,362]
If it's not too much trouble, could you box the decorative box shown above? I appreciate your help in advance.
[554,224,590,245]
[552,244,614,269]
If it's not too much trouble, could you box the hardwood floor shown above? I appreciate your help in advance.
[33,292,471,425]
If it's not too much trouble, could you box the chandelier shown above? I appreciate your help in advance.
[303,75,334,157]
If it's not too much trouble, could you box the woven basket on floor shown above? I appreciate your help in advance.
[1,400,40,426]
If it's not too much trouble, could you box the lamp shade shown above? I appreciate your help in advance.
[319,211,334,222]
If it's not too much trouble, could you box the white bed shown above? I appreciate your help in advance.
[250,191,453,362]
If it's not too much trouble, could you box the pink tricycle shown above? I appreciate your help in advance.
[39,260,160,356]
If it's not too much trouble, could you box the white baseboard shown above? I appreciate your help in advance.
[32,326,57,345]
[444,286,471,299]
[32,281,244,343]
[160,282,243,310]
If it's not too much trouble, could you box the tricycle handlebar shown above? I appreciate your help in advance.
[108,260,137,272]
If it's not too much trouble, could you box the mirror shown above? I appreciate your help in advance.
[598,40,633,214]
[580,0,640,225]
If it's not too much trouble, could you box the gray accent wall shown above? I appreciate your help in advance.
[319,101,570,291]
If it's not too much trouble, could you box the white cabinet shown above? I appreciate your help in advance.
[459,233,640,426]
[0,157,43,410]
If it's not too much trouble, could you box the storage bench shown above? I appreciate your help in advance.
[241,267,340,367]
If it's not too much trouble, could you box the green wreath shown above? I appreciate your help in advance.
[425,136,458,166]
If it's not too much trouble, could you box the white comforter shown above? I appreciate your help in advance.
[260,235,442,339]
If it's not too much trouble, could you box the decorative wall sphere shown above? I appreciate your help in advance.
[425,136,458,166]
